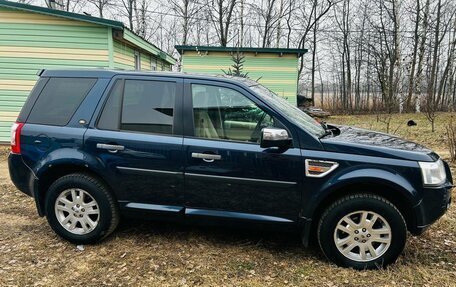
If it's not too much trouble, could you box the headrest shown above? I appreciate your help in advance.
[193,91,217,108]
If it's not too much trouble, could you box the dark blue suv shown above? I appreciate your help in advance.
[8,69,452,269]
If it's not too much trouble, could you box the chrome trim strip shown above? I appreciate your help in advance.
[305,159,339,178]
[185,172,297,185]
[117,166,182,175]
[125,202,183,213]
[185,208,294,223]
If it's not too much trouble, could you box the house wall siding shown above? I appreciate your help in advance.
[180,51,299,105]
[113,40,135,70]
[0,5,174,142]
[113,40,173,72]
[140,53,151,70]
[0,6,111,141]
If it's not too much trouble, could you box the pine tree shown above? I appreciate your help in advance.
[222,51,249,78]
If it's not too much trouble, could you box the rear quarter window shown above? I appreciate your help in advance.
[27,77,97,126]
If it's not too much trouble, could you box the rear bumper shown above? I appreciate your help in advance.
[411,182,452,235]
[8,153,34,197]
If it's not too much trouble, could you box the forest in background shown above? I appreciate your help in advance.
[14,0,456,117]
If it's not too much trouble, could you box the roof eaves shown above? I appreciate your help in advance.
[123,29,177,65]
[0,0,123,29]
[175,45,308,57]
[0,0,177,65]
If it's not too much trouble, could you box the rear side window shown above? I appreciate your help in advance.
[97,80,123,131]
[97,79,176,135]
[27,77,96,126]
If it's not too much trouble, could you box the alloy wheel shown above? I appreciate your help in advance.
[333,210,392,262]
[54,188,100,235]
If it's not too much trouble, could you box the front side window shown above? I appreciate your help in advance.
[98,79,176,135]
[192,84,278,143]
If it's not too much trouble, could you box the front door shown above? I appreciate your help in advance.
[84,76,185,214]
[183,80,303,223]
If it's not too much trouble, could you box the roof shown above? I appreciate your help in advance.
[40,69,257,87]
[0,0,176,65]
[175,45,308,57]
[0,0,123,28]
[122,29,176,64]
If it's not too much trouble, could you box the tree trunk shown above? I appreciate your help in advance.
[406,0,420,112]
[310,5,317,105]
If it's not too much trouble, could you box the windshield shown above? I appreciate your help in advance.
[249,83,326,138]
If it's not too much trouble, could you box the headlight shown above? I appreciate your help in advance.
[418,159,446,186]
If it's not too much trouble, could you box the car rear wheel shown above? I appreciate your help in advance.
[317,194,407,269]
[45,173,119,244]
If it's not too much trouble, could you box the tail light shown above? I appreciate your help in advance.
[11,122,24,154]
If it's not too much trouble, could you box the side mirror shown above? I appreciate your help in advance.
[260,128,292,149]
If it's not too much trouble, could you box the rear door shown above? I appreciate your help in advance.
[182,80,303,223]
[84,75,185,215]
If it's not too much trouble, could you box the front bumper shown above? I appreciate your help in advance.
[411,181,452,234]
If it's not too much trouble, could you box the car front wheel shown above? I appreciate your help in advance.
[317,194,407,269]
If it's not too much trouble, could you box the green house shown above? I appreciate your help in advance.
[175,45,307,105]
[0,0,176,142]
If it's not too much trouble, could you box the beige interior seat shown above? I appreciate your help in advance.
[193,91,219,139]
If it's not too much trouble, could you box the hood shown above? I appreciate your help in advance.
[321,126,439,162]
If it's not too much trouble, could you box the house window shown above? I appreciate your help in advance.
[150,58,157,71]
[134,51,140,70]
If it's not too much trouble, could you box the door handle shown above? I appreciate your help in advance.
[191,152,221,162]
[96,143,125,153]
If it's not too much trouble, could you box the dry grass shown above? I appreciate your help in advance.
[329,112,453,155]
[0,113,455,287]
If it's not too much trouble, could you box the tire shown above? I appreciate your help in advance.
[45,173,119,244]
[317,194,406,269]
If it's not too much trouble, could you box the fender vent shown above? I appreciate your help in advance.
[305,159,339,178]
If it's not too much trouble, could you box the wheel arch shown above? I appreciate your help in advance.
[33,161,115,217]
[302,172,420,246]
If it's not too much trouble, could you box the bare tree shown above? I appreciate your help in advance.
[88,0,112,18]
[404,0,422,112]
[425,0,445,131]
[412,0,431,113]
[285,0,295,48]
[120,0,135,30]
[252,0,290,48]
[134,0,149,37]
[296,0,335,76]
[167,0,203,45]
[207,0,238,46]
[334,0,353,112]
[31,0,456,116]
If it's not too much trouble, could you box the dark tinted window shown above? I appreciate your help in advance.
[17,77,48,123]
[27,77,96,126]
[97,80,123,130]
[121,80,175,134]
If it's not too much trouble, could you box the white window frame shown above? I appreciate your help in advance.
[150,57,157,71]
[134,51,141,70]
